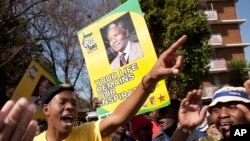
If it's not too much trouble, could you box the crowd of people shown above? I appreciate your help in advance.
[0,35,250,141]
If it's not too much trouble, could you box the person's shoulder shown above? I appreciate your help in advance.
[71,120,100,133]
[129,41,143,58]
[34,131,46,141]
[130,41,140,47]
[153,132,170,141]
[129,42,141,52]
[110,55,120,70]
[68,120,104,140]
[111,55,120,62]
[74,121,97,128]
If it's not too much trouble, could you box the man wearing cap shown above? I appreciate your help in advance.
[0,35,186,141]
[207,86,250,140]
[31,35,187,141]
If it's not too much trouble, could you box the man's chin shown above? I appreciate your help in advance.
[220,130,230,139]
[57,128,72,140]
[60,126,73,135]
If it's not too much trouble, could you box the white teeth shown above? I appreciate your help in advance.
[61,118,73,126]
[220,123,230,126]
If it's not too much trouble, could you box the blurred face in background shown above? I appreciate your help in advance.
[157,117,176,131]
[39,80,51,96]
[133,125,152,141]
[156,100,180,137]
[149,109,159,121]
[115,124,128,134]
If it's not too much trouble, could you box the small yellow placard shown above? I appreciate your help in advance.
[11,60,59,119]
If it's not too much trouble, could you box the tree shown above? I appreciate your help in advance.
[30,0,119,100]
[121,0,211,98]
[227,58,249,87]
[1,0,120,104]
[0,0,45,102]
[81,0,120,22]
[76,93,91,112]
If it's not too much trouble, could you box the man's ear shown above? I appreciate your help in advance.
[43,104,49,116]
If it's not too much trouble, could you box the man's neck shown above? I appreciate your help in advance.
[46,127,70,141]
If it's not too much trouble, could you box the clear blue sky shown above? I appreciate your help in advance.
[236,0,250,63]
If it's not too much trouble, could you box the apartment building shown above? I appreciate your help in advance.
[200,0,250,99]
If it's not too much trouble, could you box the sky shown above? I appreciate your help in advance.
[236,0,250,63]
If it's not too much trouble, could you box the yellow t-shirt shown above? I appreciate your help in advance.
[34,120,110,141]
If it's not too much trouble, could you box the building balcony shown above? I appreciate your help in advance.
[208,34,250,48]
[208,59,227,73]
[218,43,250,48]
[208,19,246,25]
[208,34,222,46]
[204,10,218,21]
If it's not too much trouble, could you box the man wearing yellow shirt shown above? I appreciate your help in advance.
[0,35,187,141]
[33,84,110,141]
[34,35,187,141]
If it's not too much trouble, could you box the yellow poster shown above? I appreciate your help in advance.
[11,60,59,119]
[78,0,170,118]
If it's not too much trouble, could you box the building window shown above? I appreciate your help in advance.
[214,74,221,87]
[201,2,214,11]
[208,33,222,45]
[210,49,216,60]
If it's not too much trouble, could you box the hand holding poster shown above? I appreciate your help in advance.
[78,0,171,118]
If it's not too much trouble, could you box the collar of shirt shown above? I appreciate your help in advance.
[118,41,131,60]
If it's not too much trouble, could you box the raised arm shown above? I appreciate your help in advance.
[236,80,250,122]
[244,80,250,96]
[0,98,37,141]
[99,35,187,136]
[170,89,208,141]
[178,89,207,129]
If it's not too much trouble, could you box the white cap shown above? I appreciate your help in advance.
[208,86,250,109]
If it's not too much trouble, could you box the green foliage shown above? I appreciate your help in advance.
[137,0,211,98]
[75,94,91,111]
[0,17,42,98]
[227,58,249,87]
